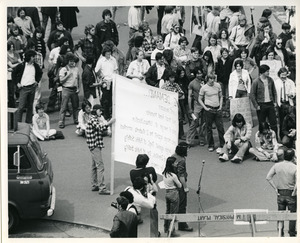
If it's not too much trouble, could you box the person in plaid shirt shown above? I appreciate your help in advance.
[86,104,115,194]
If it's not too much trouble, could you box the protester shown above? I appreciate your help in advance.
[186,67,206,146]
[110,196,138,238]
[156,6,165,36]
[13,50,43,124]
[232,47,256,77]
[95,47,118,120]
[142,26,156,64]
[215,48,234,118]
[26,27,46,66]
[205,6,221,36]
[163,23,183,50]
[146,52,169,87]
[8,24,27,56]
[58,7,79,33]
[185,47,207,82]
[150,35,169,65]
[119,191,138,215]
[162,157,182,237]
[126,50,150,84]
[217,28,234,56]
[198,73,225,153]
[57,52,80,128]
[266,148,297,237]
[278,23,292,48]
[173,36,191,66]
[95,9,119,52]
[249,122,283,162]
[201,50,215,75]
[285,28,296,81]
[14,8,35,39]
[82,56,101,107]
[281,107,296,149]
[86,104,115,194]
[172,142,193,232]
[32,103,57,141]
[76,100,92,137]
[250,64,278,137]
[228,59,251,99]
[219,113,251,163]
[74,24,101,69]
[273,37,289,68]
[203,34,221,64]
[22,7,41,29]
[7,41,22,108]
[130,36,144,61]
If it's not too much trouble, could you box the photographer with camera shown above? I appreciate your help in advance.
[110,196,138,238]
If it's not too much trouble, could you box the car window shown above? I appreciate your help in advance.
[8,146,31,170]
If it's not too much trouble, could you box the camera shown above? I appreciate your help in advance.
[111,202,118,209]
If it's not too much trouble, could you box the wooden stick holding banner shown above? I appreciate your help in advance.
[110,74,116,195]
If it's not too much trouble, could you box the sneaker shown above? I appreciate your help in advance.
[99,189,110,195]
[199,142,205,146]
[216,147,222,154]
[178,226,193,232]
[170,232,180,237]
[219,153,229,162]
[91,186,99,191]
[208,147,214,152]
[231,156,242,163]
[58,122,65,129]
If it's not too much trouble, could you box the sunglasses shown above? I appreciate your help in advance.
[156,40,163,43]
[277,42,282,45]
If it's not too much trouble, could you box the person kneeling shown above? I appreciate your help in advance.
[219,113,251,163]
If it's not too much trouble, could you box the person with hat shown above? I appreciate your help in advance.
[266,148,297,237]
[86,104,115,194]
[110,196,138,238]
[58,52,80,128]
[250,64,278,137]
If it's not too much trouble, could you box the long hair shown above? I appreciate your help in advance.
[175,142,188,157]
[232,113,246,127]
[162,157,177,177]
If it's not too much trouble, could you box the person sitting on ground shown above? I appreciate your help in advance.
[219,113,252,163]
[32,103,57,141]
[249,122,283,162]
[76,100,92,137]
[110,196,138,238]
[281,106,296,149]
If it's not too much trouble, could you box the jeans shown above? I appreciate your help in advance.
[178,186,189,229]
[17,85,36,123]
[222,140,250,160]
[91,147,106,191]
[186,104,206,145]
[164,189,179,232]
[256,102,277,136]
[7,80,15,108]
[277,192,297,236]
[59,87,79,124]
[205,109,225,148]
[218,82,229,112]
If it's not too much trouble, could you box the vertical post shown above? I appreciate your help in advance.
[168,215,176,238]
[278,221,283,237]
[250,214,256,237]
[110,74,117,195]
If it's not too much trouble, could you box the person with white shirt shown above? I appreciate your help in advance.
[163,23,183,50]
[95,47,118,120]
[13,50,43,124]
[126,50,150,84]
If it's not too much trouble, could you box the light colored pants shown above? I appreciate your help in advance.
[222,140,250,160]
[33,82,42,114]
[90,147,106,191]
[32,128,56,141]
[186,104,206,145]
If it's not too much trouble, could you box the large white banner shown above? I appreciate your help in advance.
[114,75,179,174]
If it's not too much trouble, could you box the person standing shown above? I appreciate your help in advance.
[250,64,278,137]
[173,142,193,232]
[59,7,79,33]
[199,73,225,153]
[86,104,115,195]
[57,53,80,128]
[186,67,206,147]
[14,8,35,39]
[266,149,297,237]
[41,7,58,33]
[162,157,182,237]
[13,50,42,124]
[95,9,119,53]
[110,196,138,238]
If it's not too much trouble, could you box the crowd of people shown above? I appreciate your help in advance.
[6,5,297,237]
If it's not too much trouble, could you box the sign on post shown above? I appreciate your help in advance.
[114,75,179,174]
[230,97,253,126]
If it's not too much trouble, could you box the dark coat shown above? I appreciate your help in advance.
[12,62,43,85]
[59,7,79,29]
[47,29,74,50]
[82,64,97,99]
[215,56,234,85]
[145,63,170,87]
[110,210,138,238]
[95,20,119,47]
[23,7,41,28]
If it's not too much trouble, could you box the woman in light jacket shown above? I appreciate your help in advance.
[228,59,251,99]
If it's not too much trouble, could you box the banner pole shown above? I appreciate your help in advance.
[110,74,117,195]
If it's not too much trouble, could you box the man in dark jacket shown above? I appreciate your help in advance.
[13,50,43,123]
[110,196,138,238]
[95,9,119,53]
[41,7,58,33]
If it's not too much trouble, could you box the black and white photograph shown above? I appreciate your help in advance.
[1,0,299,242]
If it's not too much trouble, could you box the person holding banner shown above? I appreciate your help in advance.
[250,64,278,138]
[219,113,251,163]
[86,104,115,195]
[199,73,225,153]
